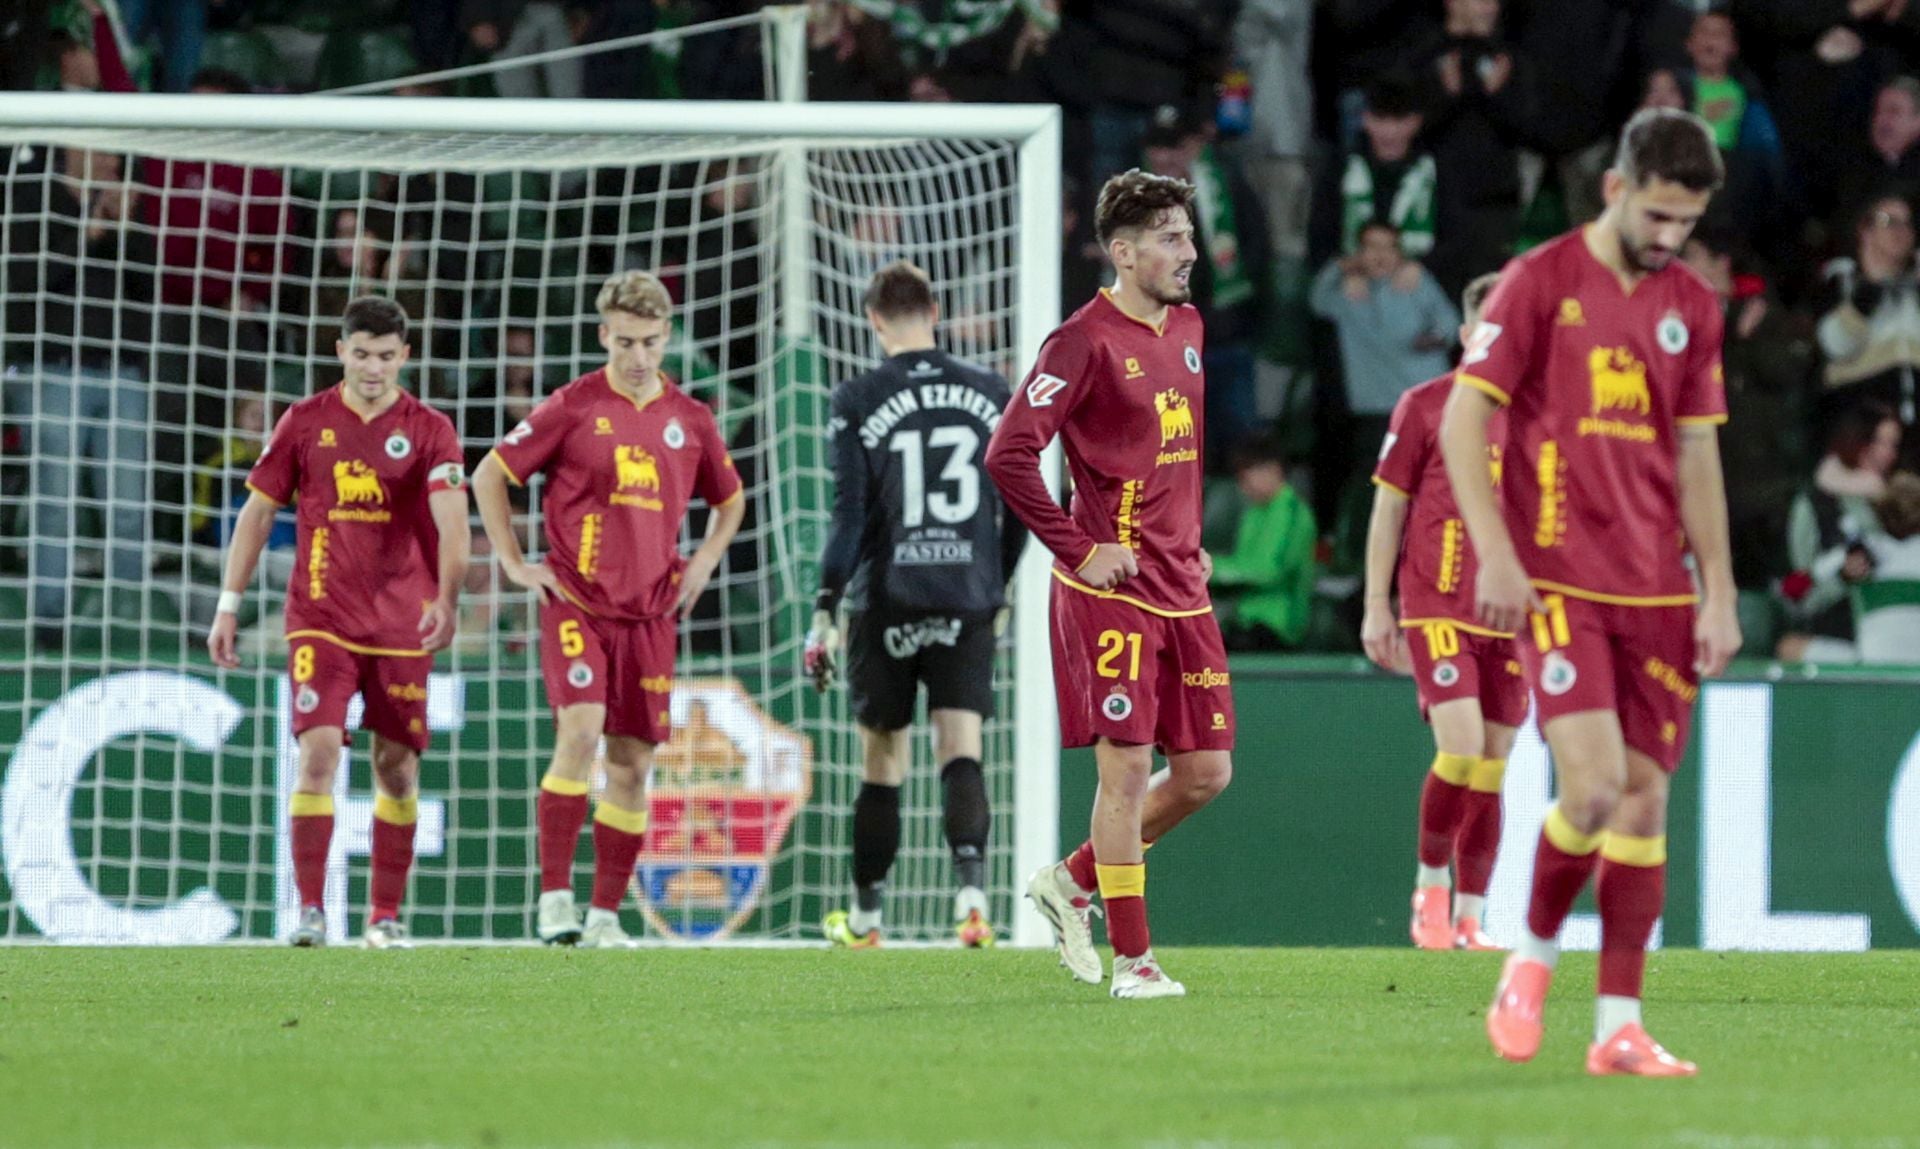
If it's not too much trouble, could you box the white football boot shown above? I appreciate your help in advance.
[1025,862,1103,984]
[537,889,583,946]
[1110,950,1186,1000]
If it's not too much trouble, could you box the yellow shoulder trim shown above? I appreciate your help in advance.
[1676,413,1729,426]
[1530,580,1698,608]
[487,449,525,487]
[285,630,429,658]
[244,481,285,507]
[1049,568,1214,619]
[1371,475,1411,499]
[710,485,744,509]
[1455,373,1512,406]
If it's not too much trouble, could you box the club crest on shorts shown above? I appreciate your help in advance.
[1541,651,1578,696]
[294,685,320,714]
[1656,311,1689,355]
[1183,345,1201,374]
[384,433,411,459]
[1102,689,1134,721]
[1432,659,1460,688]
[635,679,811,942]
[567,660,594,688]
[663,418,686,450]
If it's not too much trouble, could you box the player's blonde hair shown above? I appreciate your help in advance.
[596,271,674,322]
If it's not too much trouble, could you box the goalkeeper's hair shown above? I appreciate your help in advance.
[863,260,936,321]
[596,270,674,322]
[341,295,409,343]
[1095,169,1196,247]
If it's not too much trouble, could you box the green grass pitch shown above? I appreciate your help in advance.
[2,947,1918,1148]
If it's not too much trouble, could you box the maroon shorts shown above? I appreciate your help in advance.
[1519,594,1699,772]
[1402,620,1529,729]
[1049,582,1236,754]
[288,636,432,752]
[540,596,676,743]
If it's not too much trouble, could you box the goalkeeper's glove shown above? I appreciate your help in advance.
[804,609,841,693]
[993,605,1011,639]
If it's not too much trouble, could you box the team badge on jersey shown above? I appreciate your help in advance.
[567,660,594,688]
[294,685,320,714]
[1540,651,1578,696]
[1432,660,1460,688]
[1184,345,1201,374]
[636,679,811,942]
[1102,690,1134,721]
[385,433,411,459]
[663,418,686,450]
[1656,311,1689,355]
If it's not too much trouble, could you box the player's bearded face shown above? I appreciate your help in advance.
[337,332,408,400]
[1126,210,1198,306]
[1614,177,1711,273]
[601,312,671,392]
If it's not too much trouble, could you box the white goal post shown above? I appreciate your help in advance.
[0,91,1061,946]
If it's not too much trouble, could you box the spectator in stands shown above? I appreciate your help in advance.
[1856,470,1920,664]
[180,390,293,628]
[1778,401,1902,663]
[464,0,582,99]
[0,146,155,649]
[806,0,910,101]
[1517,0,1639,225]
[1210,435,1318,651]
[306,207,424,363]
[1682,227,1816,592]
[1404,0,1538,298]
[1310,219,1458,523]
[114,0,205,93]
[1141,104,1271,459]
[845,0,1056,104]
[1817,193,1920,431]
[1833,76,1920,234]
[1233,0,1314,262]
[1309,75,1438,268]
[687,171,765,389]
[1683,9,1790,246]
[1641,67,1686,113]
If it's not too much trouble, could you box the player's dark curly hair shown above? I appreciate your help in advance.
[1615,108,1724,193]
[1094,169,1197,248]
[341,295,409,343]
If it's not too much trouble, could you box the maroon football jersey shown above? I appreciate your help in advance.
[1374,373,1508,632]
[985,289,1211,617]
[247,385,464,654]
[491,370,741,622]
[1456,229,1727,605]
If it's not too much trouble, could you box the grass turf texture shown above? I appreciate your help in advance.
[2,948,1918,1149]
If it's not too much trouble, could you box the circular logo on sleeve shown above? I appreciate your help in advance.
[663,419,686,450]
[1656,312,1689,355]
[567,661,594,689]
[294,685,320,714]
[1102,690,1134,721]
[1183,346,1202,374]
[1540,651,1578,697]
[1431,660,1460,688]
[385,433,412,459]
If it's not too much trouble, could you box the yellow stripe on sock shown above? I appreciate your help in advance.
[1095,862,1146,900]
[540,774,590,797]
[373,793,419,826]
[1601,832,1667,867]
[1469,756,1508,794]
[1431,752,1476,786]
[593,801,648,836]
[1543,804,1605,856]
[288,792,335,817]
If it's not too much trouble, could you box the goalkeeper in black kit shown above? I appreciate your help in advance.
[804,261,1029,947]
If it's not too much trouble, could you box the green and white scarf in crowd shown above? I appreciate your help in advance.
[1340,152,1437,258]
[1190,144,1256,311]
[845,0,1057,66]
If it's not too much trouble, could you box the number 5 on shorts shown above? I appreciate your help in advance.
[558,619,586,658]
[1096,629,1143,681]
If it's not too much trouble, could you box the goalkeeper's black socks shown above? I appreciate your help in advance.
[941,757,990,891]
[852,781,901,914]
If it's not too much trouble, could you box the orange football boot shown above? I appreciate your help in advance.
[1586,1023,1698,1077]
[1410,886,1453,950]
[1453,918,1503,951]
[1486,955,1553,1062]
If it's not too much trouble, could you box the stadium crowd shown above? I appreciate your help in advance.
[8,0,1920,664]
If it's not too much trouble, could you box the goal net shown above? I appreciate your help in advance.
[0,93,1061,945]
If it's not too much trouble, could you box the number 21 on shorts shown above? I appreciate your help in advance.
[1096,629,1143,680]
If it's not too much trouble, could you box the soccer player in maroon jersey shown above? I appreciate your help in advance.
[472,271,744,948]
[1441,109,1741,1076]
[985,170,1234,1000]
[207,296,471,949]
[1364,272,1524,953]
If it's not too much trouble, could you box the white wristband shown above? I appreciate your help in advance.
[215,590,243,616]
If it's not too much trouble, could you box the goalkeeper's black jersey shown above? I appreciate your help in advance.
[819,349,1026,615]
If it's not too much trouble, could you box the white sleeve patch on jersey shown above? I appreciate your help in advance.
[1461,322,1502,366]
[1026,373,1069,407]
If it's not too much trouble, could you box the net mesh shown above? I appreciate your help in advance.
[0,118,1028,944]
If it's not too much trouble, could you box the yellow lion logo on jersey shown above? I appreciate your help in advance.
[332,460,385,504]
[616,445,661,491]
[1154,388,1194,446]
[1588,347,1651,416]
